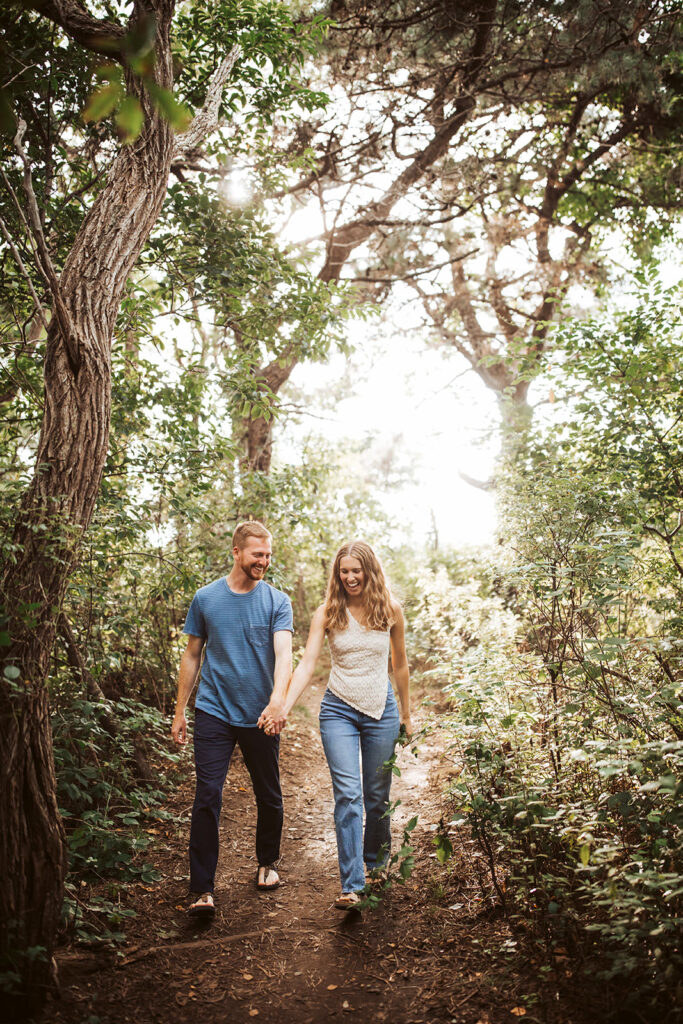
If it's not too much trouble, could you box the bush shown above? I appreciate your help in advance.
[52,695,187,945]
[421,285,683,1018]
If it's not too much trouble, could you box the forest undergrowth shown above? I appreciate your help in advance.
[414,286,683,1020]
[40,681,636,1024]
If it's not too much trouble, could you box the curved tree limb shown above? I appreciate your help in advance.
[173,45,240,160]
[9,119,80,370]
[24,0,126,57]
[0,210,50,334]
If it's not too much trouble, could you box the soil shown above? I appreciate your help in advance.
[46,679,599,1024]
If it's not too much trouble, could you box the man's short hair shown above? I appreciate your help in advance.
[232,521,271,550]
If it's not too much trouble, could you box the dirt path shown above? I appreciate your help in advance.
[49,682,592,1024]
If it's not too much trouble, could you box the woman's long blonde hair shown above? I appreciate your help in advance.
[323,541,395,634]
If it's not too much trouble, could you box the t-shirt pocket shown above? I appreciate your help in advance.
[248,625,270,647]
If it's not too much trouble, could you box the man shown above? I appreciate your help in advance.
[171,521,293,917]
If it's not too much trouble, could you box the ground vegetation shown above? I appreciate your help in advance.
[414,281,683,1019]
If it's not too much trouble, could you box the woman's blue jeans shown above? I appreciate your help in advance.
[319,682,400,893]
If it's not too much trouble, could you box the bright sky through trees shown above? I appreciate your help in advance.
[275,169,499,548]
[285,318,499,547]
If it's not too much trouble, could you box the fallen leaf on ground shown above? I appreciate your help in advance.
[248,1010,259,1017]
[327,984,337,990]
[243,973,253,980]
[203,993,225,1004]
[511,1010,526,1017]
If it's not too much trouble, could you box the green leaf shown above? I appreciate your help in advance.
[3,665,20,680]
[83,82,123,123]
[399,856,415,879]
[94,64,123,85]
[121,14,157,60]
[146,82,192,131]
[579,844,591,866]
[433,833,453,864]
[115,96,144,143]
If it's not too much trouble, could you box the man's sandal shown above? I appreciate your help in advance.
[334,891,362,911]
[187,892,215,917]
[256,864,280,891]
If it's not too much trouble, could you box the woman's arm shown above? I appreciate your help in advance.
[282,605,327,714]
[390,602,412,738]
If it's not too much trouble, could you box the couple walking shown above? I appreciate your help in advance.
[171,521,412,915]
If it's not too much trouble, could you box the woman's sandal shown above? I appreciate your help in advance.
[256,864,280,890]
[334,891,362,911]
[187,892,215,917]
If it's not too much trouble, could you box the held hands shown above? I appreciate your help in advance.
[171,712,188,745]
[257,697,287,736]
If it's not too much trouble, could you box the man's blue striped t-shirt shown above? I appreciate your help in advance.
[183,578,293,727]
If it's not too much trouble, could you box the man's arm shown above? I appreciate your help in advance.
[257,629,293,735]
[171,635,204,744]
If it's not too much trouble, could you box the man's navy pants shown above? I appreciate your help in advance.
[189,707,283,894]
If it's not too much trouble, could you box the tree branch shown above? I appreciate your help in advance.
[459,470,495,492]
[9,119,80,371]
[173,45,240,159]
[345,248,479,284]
[317,0,497,283]
[0,212,50,334]
[24,0,126,58]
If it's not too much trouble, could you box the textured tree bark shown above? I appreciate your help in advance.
[0,3,175,1013]
[239,355,298,474]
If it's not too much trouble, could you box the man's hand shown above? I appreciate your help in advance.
[257,697,287,735]
[172,711,188,745]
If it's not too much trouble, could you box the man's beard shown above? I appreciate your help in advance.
[244,564,265,580]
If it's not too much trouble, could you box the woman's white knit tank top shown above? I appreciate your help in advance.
[327,609,391,720]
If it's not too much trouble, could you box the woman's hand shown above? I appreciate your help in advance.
[258,711,280,736]
[400,715,413,741]
[390,603,411,743]
[257,696,287,735]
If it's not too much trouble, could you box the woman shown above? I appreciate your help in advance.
[263,541,411,910]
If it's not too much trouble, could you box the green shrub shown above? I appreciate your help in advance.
[52,695,186,945]
[419,282,683,1018]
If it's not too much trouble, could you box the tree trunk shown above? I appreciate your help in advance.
[498,388,534,468]
[0,5,175,1011]
[245,413,275,474]
[0,686,64,1021]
